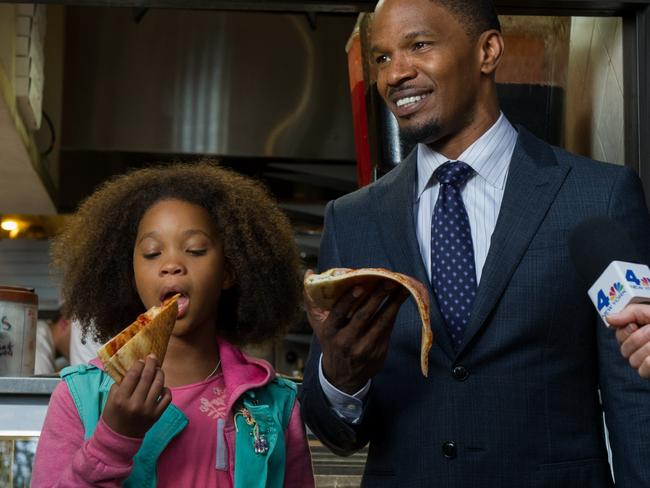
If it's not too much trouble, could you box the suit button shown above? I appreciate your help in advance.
[442,441,457,459]
[452,365,469,381]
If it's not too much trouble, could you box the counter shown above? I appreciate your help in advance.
[0,376,58,436]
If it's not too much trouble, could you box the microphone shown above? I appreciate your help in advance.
[569,217,650,326]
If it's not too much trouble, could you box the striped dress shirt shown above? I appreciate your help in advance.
[415,113,518,284]
[319,113,519,422]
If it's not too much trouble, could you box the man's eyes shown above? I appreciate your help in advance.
[375,54,389,65]
[374,42,429,64]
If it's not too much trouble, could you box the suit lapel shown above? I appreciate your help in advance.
[456,128,570,356]
[371,150,457,360]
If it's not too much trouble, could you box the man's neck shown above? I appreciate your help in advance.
[428,106,501,160]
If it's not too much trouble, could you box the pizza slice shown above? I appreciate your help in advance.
[97,294,179,384]
[304,268,432,377]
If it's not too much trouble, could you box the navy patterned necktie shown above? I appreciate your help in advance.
[431,161,477,349]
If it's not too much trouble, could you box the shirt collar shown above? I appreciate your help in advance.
[415,112,517,201]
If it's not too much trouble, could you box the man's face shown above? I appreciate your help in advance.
[371,0,483,146]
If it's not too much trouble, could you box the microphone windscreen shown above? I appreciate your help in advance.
[569,217,641,285]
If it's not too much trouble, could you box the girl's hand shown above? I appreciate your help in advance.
[101,354,172,438]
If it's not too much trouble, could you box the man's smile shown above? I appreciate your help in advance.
[392,91,431,117]
[395,94,428,107]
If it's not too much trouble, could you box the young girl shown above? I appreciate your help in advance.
[32,162,314,487]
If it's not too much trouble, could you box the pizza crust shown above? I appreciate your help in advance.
[97,294,179,384]
[305,268,432,377]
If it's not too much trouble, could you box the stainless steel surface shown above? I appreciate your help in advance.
[269,163,357,183]
[0,376,60,395]
[0,240,60,312]
[0,399,48,434]
[280,203,326,218]
[62,8,356,161]
[0,377,59,434]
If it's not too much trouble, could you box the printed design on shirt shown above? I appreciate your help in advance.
[199,385,227,419]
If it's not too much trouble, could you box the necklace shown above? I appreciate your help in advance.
[204,359,221,381]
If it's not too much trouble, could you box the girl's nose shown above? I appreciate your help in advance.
[160,260,185,276]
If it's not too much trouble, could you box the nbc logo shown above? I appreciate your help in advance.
[609,282,624,300]
[598,282,625,311]
[625,269,650,289]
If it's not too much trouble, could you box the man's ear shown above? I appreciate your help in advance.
[479,30,504,75]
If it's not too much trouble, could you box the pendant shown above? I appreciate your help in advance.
[253,428,269,454]
[236,407,269,455]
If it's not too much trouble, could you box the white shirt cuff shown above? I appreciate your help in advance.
[318,354,370,424]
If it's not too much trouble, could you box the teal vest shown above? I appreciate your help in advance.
[60,364,297,488]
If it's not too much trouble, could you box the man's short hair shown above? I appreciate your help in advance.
[433,0,501,37]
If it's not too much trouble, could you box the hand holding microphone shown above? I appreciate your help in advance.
[570,217,650,379]
[607,305,650,379]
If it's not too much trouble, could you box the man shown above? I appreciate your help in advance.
[35,310,71,374]
[300,0,650,486]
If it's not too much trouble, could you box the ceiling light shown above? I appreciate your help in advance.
[1,220,18,231]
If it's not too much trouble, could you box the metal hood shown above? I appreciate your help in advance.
[60,8,356,161]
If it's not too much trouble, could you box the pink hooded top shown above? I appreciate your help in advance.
[31,338,314,487]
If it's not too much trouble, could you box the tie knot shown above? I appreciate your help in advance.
[434,161,475,187]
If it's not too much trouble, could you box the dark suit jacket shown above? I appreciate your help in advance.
[301,128,650,487]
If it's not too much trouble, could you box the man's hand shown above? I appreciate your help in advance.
[102,354,172,438]
[607,304,650,379]
[304,270,410,394]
